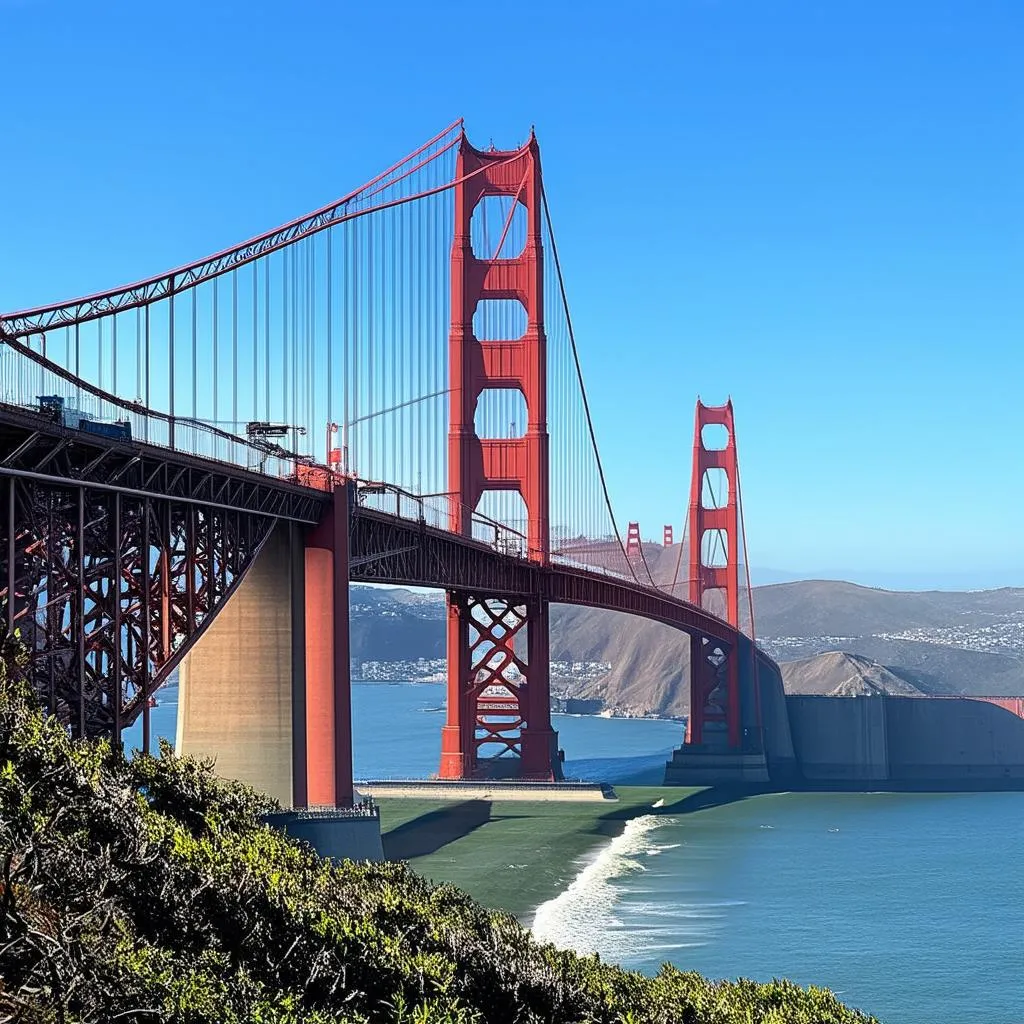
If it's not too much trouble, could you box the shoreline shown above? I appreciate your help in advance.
[524,805,655,925]
[375,785,708,920]
[529,813,675,952]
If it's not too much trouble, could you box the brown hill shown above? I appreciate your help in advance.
[350,579,1024,715]
[549,605,690,717]
[753,579,1024,636]
[780,650,924,697]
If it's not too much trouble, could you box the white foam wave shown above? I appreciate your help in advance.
[646,842,682,856]
[530,815,676,960]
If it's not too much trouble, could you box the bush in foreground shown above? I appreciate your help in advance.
[0,634,877,1023]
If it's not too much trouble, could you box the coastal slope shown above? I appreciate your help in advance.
[0,651,876,1024]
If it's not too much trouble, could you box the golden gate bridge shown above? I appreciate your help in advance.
[0,119,781,807]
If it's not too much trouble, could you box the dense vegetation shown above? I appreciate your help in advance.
[0,631,877,1023]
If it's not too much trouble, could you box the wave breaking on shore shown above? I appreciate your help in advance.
[530,814,675,961]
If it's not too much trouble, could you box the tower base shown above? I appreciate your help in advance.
[664,745,770,785]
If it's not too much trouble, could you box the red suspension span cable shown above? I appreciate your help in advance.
[0,147,522,440]
[1,119,466,334]
[540,188,642,587]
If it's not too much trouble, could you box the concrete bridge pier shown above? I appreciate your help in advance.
[177,484,353,808]
[664,636,774,786]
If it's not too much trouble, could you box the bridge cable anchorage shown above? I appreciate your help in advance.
[540,187,640,586]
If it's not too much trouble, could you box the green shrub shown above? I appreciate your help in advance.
[0,630,878,1023]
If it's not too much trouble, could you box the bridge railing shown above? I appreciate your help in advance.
[1,340,674,594]
[0,337,311,483]
[352,477,680,595]
[353,480,528,557]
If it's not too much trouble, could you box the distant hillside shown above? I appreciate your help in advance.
[349,579,1024,715]
[780,651,924,697]
[753,579,1024,637]
[350,587,444,667]
[549,605,690,718]
[753,580,1024,698]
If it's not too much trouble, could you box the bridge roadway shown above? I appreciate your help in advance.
[1,400,755,681]
[1,402,786,800]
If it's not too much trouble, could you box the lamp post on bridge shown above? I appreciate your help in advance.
[326,388,449,480]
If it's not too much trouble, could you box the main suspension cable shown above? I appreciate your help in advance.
[541,187,640,586]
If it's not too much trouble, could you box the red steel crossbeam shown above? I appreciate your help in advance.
[687,399,741,747]
[446,131,548,560]
[441,129,557,780]
[625,521,642,558]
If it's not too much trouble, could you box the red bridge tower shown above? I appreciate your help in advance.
[625,521,642,559]
[686,399,742,748]
[440,131,559,780]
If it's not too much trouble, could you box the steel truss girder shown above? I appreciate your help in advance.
[349,509,541,596]
[0,472,277,740]
[350,506,739,645]
[452,594,532,761]
[1,404,327,523]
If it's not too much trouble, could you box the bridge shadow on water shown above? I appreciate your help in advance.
[636,784,776,819]
[381,800,493,860]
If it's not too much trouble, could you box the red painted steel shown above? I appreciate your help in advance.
[442,131,556,779]
[446,132,548,557]
[663,524,674,547]
[1,121,467,337]
[687,400,742,748]
[974,696,1024,720]
[626,521,642,558]
[303,484,354,807]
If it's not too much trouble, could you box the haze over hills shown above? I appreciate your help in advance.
[349,578,1024,717]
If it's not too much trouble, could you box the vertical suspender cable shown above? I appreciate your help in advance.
[135,308,141,405]
[353,213,361,475]
[250,262,257,424]
[168,281,175,447]
[191,286,197,420]
[327,227,333,441]
[344,222,351,474]
[263,258,271,420]
[393,203,400,486]
[282,249,289,428]
[367,208,375,480]
[213,277,219,425]
[309,236,315,455]
[290,244,296,435]
[144,304,151,439]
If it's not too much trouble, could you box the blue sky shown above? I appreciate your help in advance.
[3,0,1022,588]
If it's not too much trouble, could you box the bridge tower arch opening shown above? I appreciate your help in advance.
[441,130,559,780]
[686,399,745,750]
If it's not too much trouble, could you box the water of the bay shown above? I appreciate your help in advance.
[132,679,1024,1024]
